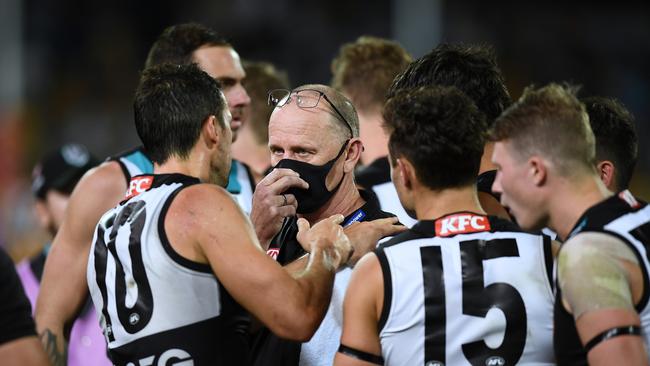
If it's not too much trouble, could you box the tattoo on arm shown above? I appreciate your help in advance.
[39,329,67,366]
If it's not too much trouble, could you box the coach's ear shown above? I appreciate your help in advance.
[528,156,547,187]
[596,160,615,191]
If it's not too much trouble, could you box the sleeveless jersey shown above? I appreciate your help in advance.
[377,212,555,366]
[87,173,249,365]
[554,190,650,365]
[108,146,154,185]
[109,146,254,214]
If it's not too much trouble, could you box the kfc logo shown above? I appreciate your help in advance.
[267,248,279,260]
[125,176,153,200]
[618,190,640,209]
[435,214,491,237]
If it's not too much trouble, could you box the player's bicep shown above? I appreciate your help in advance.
[558,233,637,319]
[336,253,384,366]
[192,187,294,313]
[559,232,647,362]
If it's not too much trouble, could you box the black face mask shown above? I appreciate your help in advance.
[273,141,349,214]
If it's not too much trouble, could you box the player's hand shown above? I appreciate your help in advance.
[296,214,352,270]
[250,168,308,249]
[345,217,406,266]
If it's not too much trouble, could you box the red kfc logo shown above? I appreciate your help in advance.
[125,176,153,200]
[267,248,279,260]
[435,214,491,237]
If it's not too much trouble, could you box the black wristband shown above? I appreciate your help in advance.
[338,344,384,365]
[585,325,642,353]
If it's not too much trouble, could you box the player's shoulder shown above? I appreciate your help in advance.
[562,231,627,255]
[71,160,127,202]
[172,182,240,215]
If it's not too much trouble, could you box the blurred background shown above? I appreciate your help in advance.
[0,0,648,259]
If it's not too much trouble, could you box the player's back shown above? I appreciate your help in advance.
[87,173,249,366]
[377,212,555,365]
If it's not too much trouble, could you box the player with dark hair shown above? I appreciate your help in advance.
[330,36,414,226]
[582,96,638,192]
[387,43,512,220]
[335,86,555,365]
[88,63,352,365]
[491,83,650,365]
[35,22,252,365]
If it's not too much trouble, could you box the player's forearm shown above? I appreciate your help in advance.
[38,328,67,366]
[284,254,309,276]
[273,248,337,340]
[0,337,51,366]
[35,246,88,363]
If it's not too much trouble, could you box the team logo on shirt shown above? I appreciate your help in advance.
[435,213,491,237]
[267,248,279,260]
[485,356,506,366]
[125,175,153,200]
[618,189,641,209]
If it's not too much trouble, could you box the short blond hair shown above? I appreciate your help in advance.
[331,36,411,113]
[491,83,595,176]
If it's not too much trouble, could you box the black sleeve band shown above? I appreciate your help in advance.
[585,325,642,353]
[338,344,384,365]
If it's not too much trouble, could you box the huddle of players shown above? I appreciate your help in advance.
[31,22,648,366]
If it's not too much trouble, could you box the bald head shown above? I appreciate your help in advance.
[293,84,359,141]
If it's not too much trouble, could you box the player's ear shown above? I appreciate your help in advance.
[528,156,547,187]
[396,158,415,190]
[34,199,52,230]
[202,115,220,147]
[343,139,363,173]
[596,160,615,191]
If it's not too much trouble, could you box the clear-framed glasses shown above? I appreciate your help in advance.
[268,88,353,137]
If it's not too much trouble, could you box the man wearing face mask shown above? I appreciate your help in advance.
[250,84,404,366]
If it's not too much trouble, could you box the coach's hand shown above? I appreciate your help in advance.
[345,217,406,266]
[251,168,308,250]
[297,214,352,271]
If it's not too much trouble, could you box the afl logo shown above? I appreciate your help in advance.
[425,361,444,366]
[485,356,505,366]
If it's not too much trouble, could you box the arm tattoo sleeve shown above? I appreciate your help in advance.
[39,329,68,366]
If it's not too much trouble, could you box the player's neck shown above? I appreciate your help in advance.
[550,173,612,241]
[415,185,485,221]
[300,174,364,225]
[154,150,209,182]
[358,111,388,166]
[479,142,497,174]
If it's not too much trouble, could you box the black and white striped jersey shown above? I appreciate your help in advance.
[376,212,555,366]
[87,173,249,366]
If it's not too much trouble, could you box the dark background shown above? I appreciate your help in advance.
[0,0,648,257]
